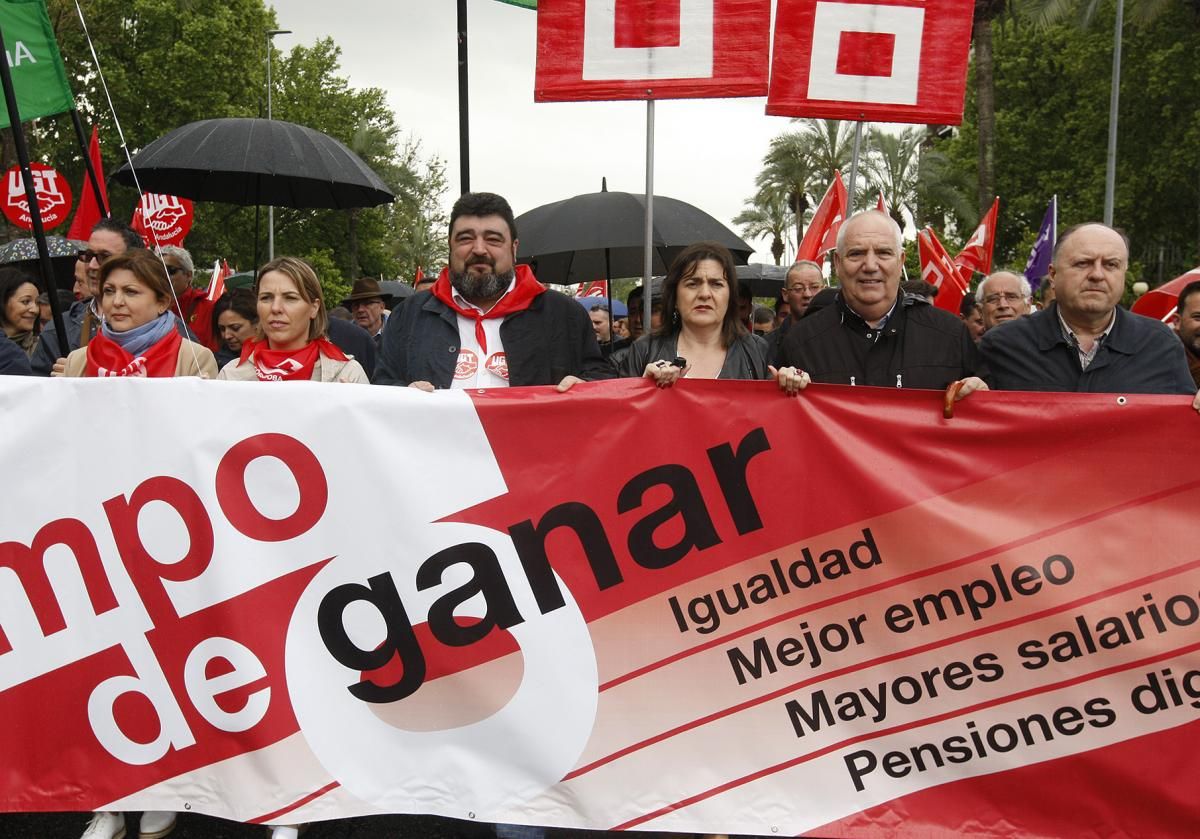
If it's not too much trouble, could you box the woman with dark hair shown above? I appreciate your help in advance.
[60,250,217,378]
[0,267,41,360]
[210,287,258,367]
[619,242,808,393]
[217,256,367,383]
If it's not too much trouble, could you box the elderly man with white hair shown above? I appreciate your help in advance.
[976,270,1032,332]
[780,210,987,396]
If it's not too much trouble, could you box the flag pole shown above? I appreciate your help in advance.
[643,98,655,333]
[69,110,108,217]
[1103,0,1123,226]
[457,0,470,194]
[0,23,69,357]
[847,120,866,210]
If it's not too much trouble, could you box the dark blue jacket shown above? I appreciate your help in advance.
[0,333,32,375]
[980,302,1195,394]
[375,288,615,388]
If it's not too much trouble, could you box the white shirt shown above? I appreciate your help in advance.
[449,278,515,389]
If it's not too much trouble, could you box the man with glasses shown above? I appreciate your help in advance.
[976,271,1031,332]
[31,219,143,375]
[156,245,214,349]
[981,223,1194,395]
[766,259,826,365]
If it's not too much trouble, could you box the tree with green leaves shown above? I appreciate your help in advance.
[733,184,792,265]
[941,2,1200,277]
[3,1,447,303]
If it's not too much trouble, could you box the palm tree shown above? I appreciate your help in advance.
[865,127,923,232]
[733,185,793,265]
[973,0,1008,218]
[799,119,856,180]
[756,132,817,246]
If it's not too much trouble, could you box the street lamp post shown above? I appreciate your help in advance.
[266,28,291,261]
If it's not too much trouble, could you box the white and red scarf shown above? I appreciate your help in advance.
[84,329,182,377]
[239,337,348,382]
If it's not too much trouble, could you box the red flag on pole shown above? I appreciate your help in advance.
[954,196,999,279]
[413,266,425,287]
[67,125,106,241]
[918,227,969,315]
[876,193,887,214]
[206,259,231,303]
[797,171,847,262]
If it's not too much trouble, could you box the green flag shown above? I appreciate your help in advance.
[0,0,75,129]
[494,0,536,8]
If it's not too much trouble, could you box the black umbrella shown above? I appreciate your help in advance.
[514,184,752,285]
[112,118,394,209]
[736,263,789,298]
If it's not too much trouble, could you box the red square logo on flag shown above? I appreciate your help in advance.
[535,0,771,102]
[766,0,973,124]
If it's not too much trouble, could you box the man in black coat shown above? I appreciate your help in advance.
[980,223,1196,398]
[780,210,988,395]
[374,192,613,390]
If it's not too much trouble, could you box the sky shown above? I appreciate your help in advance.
[268,0,795,264]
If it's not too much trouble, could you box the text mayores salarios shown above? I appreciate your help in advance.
[761,550,1200,793]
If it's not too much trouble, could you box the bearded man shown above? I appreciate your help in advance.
[374,191,613,390]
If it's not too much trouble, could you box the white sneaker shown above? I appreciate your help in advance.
[138,811,176,839]
[81,812,126,839]
[268,826,299,839]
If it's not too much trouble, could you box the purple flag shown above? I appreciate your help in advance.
[1024,196,1057,291]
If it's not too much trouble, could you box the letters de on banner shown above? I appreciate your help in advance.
[767,0,974,123]
[2,162,73,230]
[131,193,194,247]
[535,0,771,101]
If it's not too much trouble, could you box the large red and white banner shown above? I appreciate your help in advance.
[1,377,1198,835]
[535,0,771,101]
[767,0,974,124]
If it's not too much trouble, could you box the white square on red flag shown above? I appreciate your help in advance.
[767,0,973,124]
[536,0,771,101]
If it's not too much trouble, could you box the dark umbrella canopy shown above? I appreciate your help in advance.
[113,118,394,210]
[0,235,87,264]
[736,263,788,298]
[515,189,752,285]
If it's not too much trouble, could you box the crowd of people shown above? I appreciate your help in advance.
[1,193,1199,839]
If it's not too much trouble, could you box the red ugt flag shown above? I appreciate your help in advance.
[796,171,847,262]
[767,0,974,124]
[954,196,999,278]
[918,226,968,315]
[535,0,771,101]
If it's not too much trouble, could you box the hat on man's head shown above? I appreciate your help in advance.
[341,278,395,309]
[627,277,665,304]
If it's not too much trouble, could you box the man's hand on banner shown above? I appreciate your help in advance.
[955,376,989,399]
[408,380,436,392]
[556,375,585,392]
[1193,387,1200,413]
[769,365,810,396]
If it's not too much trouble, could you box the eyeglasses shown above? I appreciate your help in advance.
[983,292,1027,305]
[165,265,183,276]
[786,284,824,294]
[348,299,383,309]
[76,249,115,263]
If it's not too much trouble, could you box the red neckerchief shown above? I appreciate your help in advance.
[239,337,348,381]
[84,329,183,377]
[431,264,545,353]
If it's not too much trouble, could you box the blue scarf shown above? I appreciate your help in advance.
[102,312,176,357]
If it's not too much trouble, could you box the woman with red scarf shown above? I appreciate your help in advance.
[61,250,217,378]
[218,256,367,384]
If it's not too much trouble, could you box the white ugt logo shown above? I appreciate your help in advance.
[582,0,715,80]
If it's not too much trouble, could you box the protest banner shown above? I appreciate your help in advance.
[0,377,1196,836]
